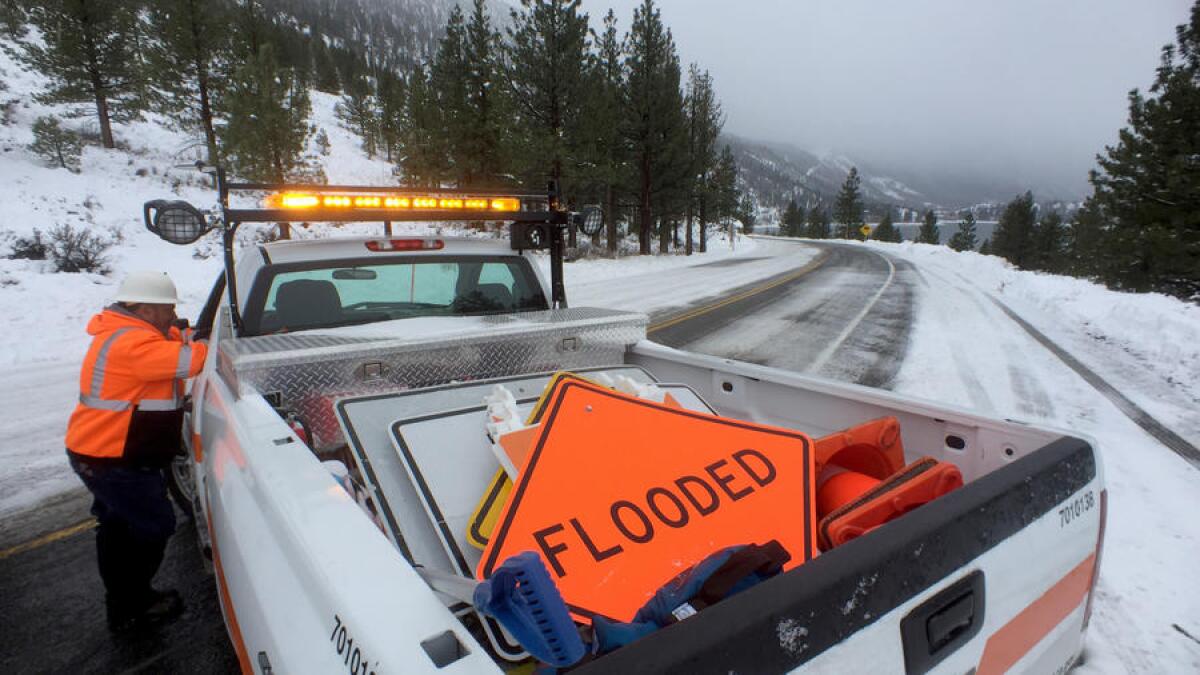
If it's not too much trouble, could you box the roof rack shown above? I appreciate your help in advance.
[142,167,594,334]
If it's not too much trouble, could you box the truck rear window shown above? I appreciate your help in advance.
[246,257,548,334]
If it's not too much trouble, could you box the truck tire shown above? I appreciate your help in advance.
[167,455,196,521]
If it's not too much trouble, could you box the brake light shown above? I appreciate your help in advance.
[365,239,445,252]
[1081,488,1107,630]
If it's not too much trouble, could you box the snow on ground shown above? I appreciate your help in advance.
[0,42,772,515]
[860,239,1200,674]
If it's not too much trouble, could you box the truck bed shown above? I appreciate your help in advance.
[201,308,1103,673]
[322,337,1103,673]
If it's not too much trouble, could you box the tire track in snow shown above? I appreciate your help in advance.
[987,296,1200,469]
[904,265,1006,415]
[1007,365,1057,418]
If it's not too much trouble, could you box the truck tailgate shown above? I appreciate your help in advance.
[576,436,1103,674]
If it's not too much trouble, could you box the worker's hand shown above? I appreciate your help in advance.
[171,318,191,330]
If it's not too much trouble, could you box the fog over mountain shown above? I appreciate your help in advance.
[601,0,1192,202]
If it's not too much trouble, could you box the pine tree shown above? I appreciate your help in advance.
[398,67,450,186]
[29,116,82,170]
[948,211,978,251]
[873,209,900,243]
[832,167,864,238]
[377,73,406,163]
[624,0,688,254]
[917,209,941,244]
[21,0,147,149]
[710,144,739,224]
[312,39,341,93]
[506,0,589,187]
[506,0,590,244]
[0,0,26,39]
[792,202,807,237]
[430,6,470,181]
[336,77,380,158]
[805,203,830,239]
[737,194,756,235]
[782,199,801,236]
[979,238,992,255]
[578,9,626,252]
[459,0,509,186]
[1030,211,1066,272]
[993,191,1038,267]
[314,128,331,156]
[1064,198,1108,279]
[1086,2,1200,299]
[146,0,229,164]
[685,64,723,254]
[221,45,312,183]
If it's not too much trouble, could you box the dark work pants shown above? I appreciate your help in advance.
[68,453,177,613]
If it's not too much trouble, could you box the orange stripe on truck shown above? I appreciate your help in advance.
[977,553,1096,675]
[209,514,253,674]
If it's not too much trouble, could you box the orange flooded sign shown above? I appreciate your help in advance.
[478,380,816,622]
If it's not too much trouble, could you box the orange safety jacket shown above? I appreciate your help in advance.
[65,304,207,467]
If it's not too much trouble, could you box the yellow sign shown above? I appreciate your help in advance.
[860,224,872,237]
[468,372,596,549]
[477,379,817,622]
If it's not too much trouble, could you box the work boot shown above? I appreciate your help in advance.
[106,589,184,633]
[141,588,185,625]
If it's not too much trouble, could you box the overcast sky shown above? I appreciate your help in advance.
[595,0,1192,198]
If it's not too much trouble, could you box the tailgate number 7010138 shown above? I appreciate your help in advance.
[1058,490,1095,528]
[330,614,377,675]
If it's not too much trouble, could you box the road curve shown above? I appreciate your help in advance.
[651,240,918,389]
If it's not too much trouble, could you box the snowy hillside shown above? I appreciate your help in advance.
[730,136,931,208]
[0,38,761,515]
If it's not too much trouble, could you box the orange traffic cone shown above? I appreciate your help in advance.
[816,458,963,551]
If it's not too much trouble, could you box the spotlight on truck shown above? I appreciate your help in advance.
[143,200,212,245]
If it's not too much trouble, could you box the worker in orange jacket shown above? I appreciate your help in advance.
[65,270,207,632]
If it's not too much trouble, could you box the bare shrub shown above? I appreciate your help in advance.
[45,223,112,274]
[7,229,48,260]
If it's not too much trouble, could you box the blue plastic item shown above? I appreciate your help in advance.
[592,541,790,654]
[474,552,586,667]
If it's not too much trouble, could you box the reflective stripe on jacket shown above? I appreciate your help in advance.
[65,304,208,466]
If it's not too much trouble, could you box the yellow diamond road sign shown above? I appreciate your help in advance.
[860,225,872,237]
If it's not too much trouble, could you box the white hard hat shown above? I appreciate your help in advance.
[115,270,179,304]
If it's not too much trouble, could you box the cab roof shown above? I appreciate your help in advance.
[259,235,517,265]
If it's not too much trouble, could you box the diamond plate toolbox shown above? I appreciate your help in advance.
[217,307,647,448]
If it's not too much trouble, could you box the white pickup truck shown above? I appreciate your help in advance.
[145,176,1105,675]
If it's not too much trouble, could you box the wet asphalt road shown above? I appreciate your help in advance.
[0,240,905,673]
[651,241,916,389]
[0,513,240,673]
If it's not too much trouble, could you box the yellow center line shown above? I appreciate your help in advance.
[0,518,97,560]
[648,249,830,334]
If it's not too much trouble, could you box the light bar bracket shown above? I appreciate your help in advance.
[208,172,571,336]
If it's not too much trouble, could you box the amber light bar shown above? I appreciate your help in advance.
[267,192,521,212]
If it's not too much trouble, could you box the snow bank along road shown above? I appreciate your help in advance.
[2,238,1198,673]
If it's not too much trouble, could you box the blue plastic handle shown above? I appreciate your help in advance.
[473,552,586,667]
